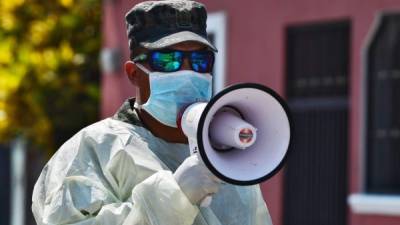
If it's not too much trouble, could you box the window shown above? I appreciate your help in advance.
[365,13,400,194]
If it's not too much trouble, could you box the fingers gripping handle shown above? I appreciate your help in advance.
[188,138,213,207]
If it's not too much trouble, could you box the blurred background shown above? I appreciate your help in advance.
[0,0,399,225]
[0,0,101,224]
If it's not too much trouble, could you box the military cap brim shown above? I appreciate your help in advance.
[139,31,217,52]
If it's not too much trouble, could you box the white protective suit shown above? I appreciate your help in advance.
[32,99,273,225]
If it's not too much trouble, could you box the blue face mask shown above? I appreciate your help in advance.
[136,64,212,128]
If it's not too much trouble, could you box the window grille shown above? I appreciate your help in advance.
[284,21,350,225]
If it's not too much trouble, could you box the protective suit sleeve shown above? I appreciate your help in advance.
[123,170,199,225]
[31,119,199,225]
[32,132,133,225]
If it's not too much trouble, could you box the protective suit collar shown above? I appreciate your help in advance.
[113,98,144,127]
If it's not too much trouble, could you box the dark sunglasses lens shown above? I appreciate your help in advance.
[191,51,214,73]
[151,51,183,72]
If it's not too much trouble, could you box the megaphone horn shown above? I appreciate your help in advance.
[179,83,292,186]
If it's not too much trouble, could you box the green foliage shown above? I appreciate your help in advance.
[0,0,101,151]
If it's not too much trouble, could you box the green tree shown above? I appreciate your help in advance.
[0,0,101,151]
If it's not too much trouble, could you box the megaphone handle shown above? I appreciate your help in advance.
[188,138,199,155]
[200,195,212,207]
[187,138,214,207]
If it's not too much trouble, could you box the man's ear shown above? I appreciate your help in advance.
[125,61,138,86]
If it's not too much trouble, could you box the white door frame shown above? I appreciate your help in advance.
[207,12,228,94]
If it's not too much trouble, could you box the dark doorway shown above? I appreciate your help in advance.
[284,21,350,225]
[0,144,10,225]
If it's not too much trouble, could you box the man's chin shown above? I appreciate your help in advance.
[138,108,188,144]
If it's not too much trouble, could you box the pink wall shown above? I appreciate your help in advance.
[101,0,135,117]
[101,0,400,225]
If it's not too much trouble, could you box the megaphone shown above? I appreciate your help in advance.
[178,83,291,186]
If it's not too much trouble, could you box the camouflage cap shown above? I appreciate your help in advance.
[125,0,217,52]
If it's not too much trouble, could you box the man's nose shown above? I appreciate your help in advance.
[181,57,191,70]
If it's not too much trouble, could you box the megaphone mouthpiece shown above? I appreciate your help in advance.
[209,108,257,150]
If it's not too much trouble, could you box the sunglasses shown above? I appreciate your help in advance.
[133,49,215,73]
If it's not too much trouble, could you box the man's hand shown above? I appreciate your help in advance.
[174,154,221,205]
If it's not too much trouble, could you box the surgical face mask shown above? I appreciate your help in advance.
[135,64,212,128]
